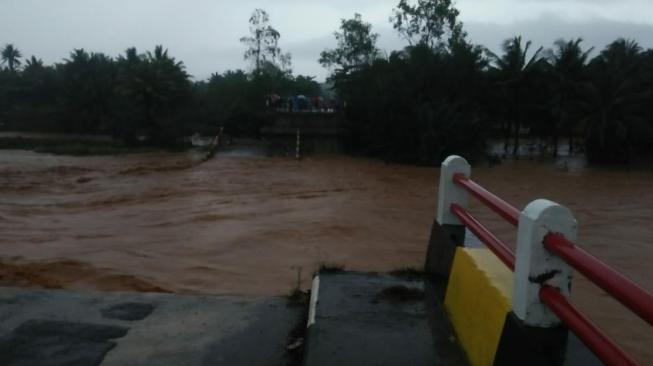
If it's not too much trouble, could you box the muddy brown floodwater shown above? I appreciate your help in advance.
[0,148,651,363]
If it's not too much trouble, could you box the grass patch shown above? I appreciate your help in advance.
[388,267,424,281]
[377,285,425,303]
[0,136,156,156]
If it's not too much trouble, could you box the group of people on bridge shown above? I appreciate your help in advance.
[265,94,338,113]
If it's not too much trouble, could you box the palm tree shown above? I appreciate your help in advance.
[1,44,22,72]
[581,39,646,163]
[20,56,55,107]
[489,36,544,157]
[24,55,43,70]
[60,49,117,133]
[548,38,593,157]
[116,45,190,145]
[22,56,46,86]
[64,48,91,68]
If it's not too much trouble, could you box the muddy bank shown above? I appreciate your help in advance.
[0,149,651,362]
[0,258,169,292]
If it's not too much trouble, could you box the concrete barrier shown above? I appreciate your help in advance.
[444,247,512,366]
[424,155,621,366]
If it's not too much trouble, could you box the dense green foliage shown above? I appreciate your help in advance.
[319,13,380,75]
[240,8,292,73]
[390,0,463,48]
[0,45,193,147]
[2,2,653,163]
[0,10,320,147]
[322,5,653,164]
[337,41,488,164]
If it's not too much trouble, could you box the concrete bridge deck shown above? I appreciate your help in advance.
[304,272,468,366]
[0,287,302,366]
[0,270,604,366]
[0,273,468,366]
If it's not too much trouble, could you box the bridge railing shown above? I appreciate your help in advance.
[437,155,652,366]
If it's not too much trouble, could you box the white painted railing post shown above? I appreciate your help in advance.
[436,155,471,226]
[425,155,472,293]
[513,199,577,327]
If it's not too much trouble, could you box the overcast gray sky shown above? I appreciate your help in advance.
[2,0,653,81]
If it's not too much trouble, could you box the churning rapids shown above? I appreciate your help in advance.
[0,148,651,362]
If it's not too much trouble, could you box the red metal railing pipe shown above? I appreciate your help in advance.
[447,167,648,361]
[544,233,653,326]
[540,286,639,366]
[450,203,516,270]
[452,173,520,227]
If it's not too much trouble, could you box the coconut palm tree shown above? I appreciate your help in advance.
[581,39,646,163]
[116,45,190,145]
[1,44,22,72]
[60,49,117,133]
[22,56,46,90]
[24,55,43,70]
[548,38,593,157]
[21,56,56,107]
[489,36,544,157]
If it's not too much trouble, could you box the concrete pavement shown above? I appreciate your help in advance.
[0,287,302,366]
[304,272,468,366]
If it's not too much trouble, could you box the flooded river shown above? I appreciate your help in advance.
[0,148,651,363]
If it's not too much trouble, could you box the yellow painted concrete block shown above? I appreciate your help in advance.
[444,247,514,366]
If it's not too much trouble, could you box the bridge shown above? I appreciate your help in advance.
[0,156,650,365]
[260,111,348,155]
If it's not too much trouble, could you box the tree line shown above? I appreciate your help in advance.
[320,0,653,164]
[2,2,653,164]
[0,8,321,147]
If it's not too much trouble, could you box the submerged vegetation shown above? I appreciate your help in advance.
[320,2,653,165]
[2,2,653,164]
[0,136,154,156]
